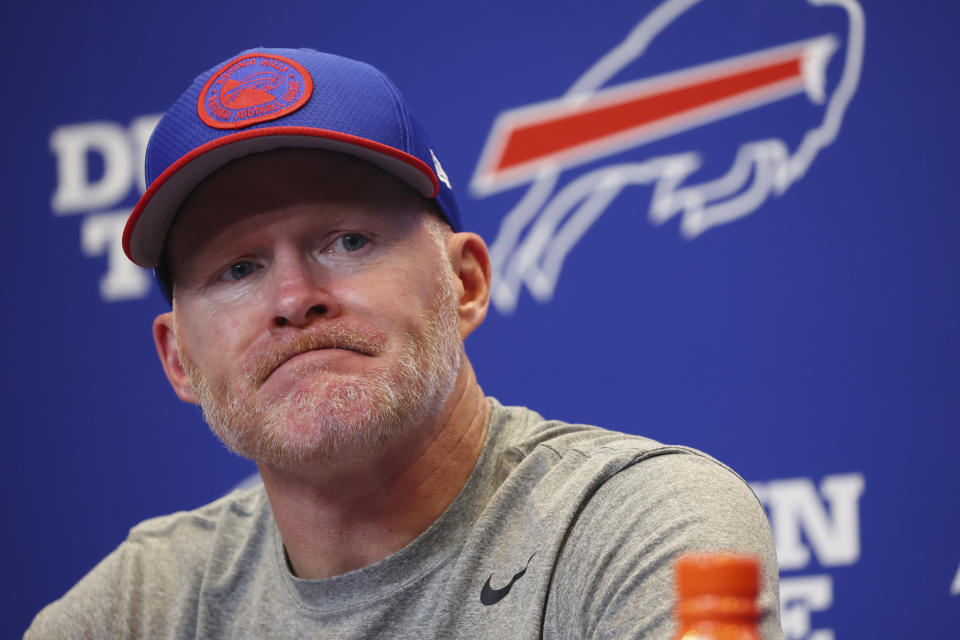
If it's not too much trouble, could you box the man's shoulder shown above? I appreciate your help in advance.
[126,482,270,548]
[86,482,271,587]
[487,398,762,521]
[25,485,273,639]
[489,398,721,471]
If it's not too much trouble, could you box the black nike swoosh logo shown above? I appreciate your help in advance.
[480,553,537,606]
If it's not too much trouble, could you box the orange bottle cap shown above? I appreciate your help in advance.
[675,552,760,599]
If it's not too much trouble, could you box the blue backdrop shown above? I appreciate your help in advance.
[5,1,958,637]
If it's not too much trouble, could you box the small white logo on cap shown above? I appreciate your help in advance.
[430,149,452,189]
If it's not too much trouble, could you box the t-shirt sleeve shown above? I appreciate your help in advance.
[25,542,136,639]
[24,525,206,639]
[545,450,783,640]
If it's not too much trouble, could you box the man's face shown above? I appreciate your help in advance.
[162,149,463,472]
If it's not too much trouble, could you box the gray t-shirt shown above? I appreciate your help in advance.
[27,400,782,639]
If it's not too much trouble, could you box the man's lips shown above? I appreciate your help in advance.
[248,329,386,388]
[268,346,370,380]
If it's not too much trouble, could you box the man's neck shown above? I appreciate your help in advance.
[257,360,490,580]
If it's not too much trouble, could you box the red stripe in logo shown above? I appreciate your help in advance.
[472,36,836,194]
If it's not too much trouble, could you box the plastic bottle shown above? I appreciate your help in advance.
[673,552,762,640]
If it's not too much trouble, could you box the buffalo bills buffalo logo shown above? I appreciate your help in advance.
[471,0,865,314]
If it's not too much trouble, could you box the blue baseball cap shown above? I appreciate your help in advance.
[123,47,461,276]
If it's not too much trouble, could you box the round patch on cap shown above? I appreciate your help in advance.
[198,53,313,129]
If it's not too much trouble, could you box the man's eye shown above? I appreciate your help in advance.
[335,233,368,252]
[222,261,258,281]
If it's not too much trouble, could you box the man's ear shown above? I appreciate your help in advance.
[447,232,491,339]
[153,312,200,404]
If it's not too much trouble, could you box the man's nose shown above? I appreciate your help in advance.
[268,257,340,328]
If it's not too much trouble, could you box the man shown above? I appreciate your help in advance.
[28,48,782,638]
